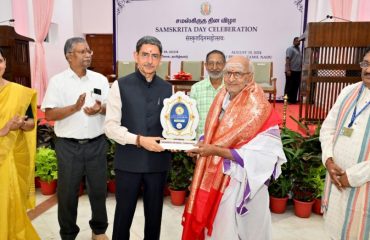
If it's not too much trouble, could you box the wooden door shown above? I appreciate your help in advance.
[86,34,113,77]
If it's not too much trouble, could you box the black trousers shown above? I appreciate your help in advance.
[55,136,108,240]
[113,170,167,240]
[284,71,302,104]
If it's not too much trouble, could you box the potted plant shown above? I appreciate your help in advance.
[168,152,194,205]
[35,122,56,188]
[35,147,58,195]
[311,165,326,215]
[268,173,292,214]
[287,118,323,218]
[106,138,116,193]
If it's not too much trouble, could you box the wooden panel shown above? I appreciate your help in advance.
[306,22,370,47]
[0,26,33,87]
[86,34,113,77]
[299,22,369,123]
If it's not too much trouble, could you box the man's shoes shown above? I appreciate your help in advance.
[92,232,109,240]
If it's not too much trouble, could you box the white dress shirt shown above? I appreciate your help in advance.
[41,68,109,139]
[104,80,137,145]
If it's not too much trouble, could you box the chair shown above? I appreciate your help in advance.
[116,61,136,78]
[252,61,277,107]
[180,61,204,81]
[156,61,171,80]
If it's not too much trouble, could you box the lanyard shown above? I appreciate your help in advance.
[348,84,370,128]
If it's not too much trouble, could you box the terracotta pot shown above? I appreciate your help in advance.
[163,184,170,196]
[35,177,41,188]
[270,196,289,214]
[169,189,186,206]
[40,179,57,195]
[107,179,116,193]
[312,198,323,215]
[293,198,314,218]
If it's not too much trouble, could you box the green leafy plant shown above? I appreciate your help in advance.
[285,117,324,202]
[106,138,116,180]
[268,163,292,198]
[169,152,194,191]
[35,147,58,182]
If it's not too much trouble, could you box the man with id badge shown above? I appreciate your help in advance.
[41,37,109,240]
[319,47,370,240]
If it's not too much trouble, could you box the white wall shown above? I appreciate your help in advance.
[80,0,113,34]
[0,0,13,24]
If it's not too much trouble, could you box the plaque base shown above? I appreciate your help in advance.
[160,139,198,151]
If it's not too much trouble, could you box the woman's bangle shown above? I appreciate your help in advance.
[136,135,141,148]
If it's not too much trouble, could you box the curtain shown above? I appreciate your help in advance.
[330,0,353,21]
[358,0,370,21]
[32,0,54,105]
[11,0,29,36]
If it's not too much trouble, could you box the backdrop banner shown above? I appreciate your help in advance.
[115,0,305,99]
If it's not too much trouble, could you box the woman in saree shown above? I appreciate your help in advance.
[0,48,40,239]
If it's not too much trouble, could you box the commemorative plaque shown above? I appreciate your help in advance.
[160,91,199,150]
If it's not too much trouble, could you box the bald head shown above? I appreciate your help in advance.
[224,56,253,73]
[223,55,254,99]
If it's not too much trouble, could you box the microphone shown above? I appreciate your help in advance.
[318,15,351,22]
[318,15,331,22]
[330,15,351,22]
[0,19,15,24]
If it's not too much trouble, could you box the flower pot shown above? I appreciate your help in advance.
[293,198,314,218]
[107,179,116,193]
[270,196,289,214]
[163,184,170,196]
[40,179,57,195]
[35,176,41,188]
[169,189,186,206]
[312,198,323,215]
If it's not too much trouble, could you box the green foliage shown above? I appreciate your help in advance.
[169,152,195,190]
[268,117,325,201]
[268,161,292,198]
[106,138,116,180]
[286,117,325,202]
[35,147,58,182]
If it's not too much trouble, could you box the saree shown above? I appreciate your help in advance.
[182,81,280,240]
[0,82,40,239]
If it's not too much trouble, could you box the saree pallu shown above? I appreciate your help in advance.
[182,82,280,240]
[0,82,39,239]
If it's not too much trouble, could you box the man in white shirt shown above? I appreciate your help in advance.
[41,37,109,240]
[319,47,370,240]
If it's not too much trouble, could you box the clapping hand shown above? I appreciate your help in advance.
[84,100,102,115]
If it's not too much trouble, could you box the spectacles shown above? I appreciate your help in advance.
[206,61,224,67]
[69,49,93,56]
[359,61,370,69]
[140,52,160,60]
[223,71,250,79]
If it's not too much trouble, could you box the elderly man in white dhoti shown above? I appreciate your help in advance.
[181,56,287,240]
[320,47,370,240]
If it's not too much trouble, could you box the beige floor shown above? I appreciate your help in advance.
[31,190,330,240]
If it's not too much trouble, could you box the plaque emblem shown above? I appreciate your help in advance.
[160,91,199,150]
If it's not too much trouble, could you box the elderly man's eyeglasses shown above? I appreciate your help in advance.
[359,61,370,69]
[206,61,224,67]
[223,71,250,79]
[69,49,93,56]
